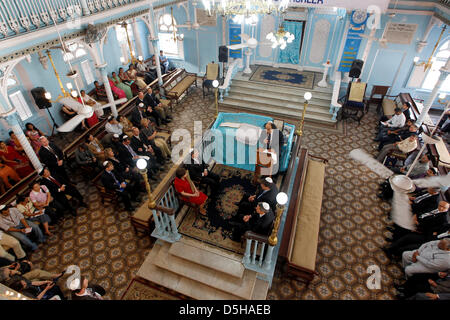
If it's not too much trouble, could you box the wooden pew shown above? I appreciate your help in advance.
[161,68,197,111]
[279,148,327,283]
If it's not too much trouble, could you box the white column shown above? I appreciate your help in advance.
[132,18,144,59]
[98,65,117,117]
[79,0,90,15]
[416,58,450,126]
[143,12,163,86]
[0,94,42,171]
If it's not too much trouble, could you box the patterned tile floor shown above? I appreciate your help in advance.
[28,87,402,300]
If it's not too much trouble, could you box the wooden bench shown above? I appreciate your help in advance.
[279,148,327,283]
[161,68,197,110]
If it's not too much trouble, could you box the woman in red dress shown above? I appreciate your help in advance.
[0,141,34,178]
[174,167,208,215]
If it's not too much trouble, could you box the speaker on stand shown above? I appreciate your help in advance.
[219,45,228,81]
[349,59,364,80]
[31,87,58,136]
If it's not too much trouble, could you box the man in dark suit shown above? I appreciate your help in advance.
[231,202,275,242]
[39,167,87,216]
[101,161,142,212]
[117,135,158,181]
[414,201,449,235]
[185,149,220,196]
[130,127,164,165]
[144,87,172,122]
[410,187,440,216]
[237,177,278,217]
[38,136,69,181]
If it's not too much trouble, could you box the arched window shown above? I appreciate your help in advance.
[422,39,450,91]
[158,13,184,59]
[63,42,87,62]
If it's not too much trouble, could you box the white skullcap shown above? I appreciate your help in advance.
[262,202,270,210]
[0,204,5,211]
[139,103,144,107]
[69,278,80,290]
[122,135,129,140]
[265,177,273,184]
[113,134,119,138]
[103,161,109,167]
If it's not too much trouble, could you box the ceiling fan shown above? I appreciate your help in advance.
[57,96,127,132]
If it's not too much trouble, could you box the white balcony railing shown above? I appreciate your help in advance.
[0,0,145,40]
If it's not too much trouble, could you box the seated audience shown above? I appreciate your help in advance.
[378,107,406,133]
[0,159,20,189]
[231,202,275,242]
[136,59,157,84]
[127,64,147,89]
[395,272,450,300]
[38,136,69,181]
[119,115,134,137]
[144,87,172,123]
[103,148,141,183]
[39,167,87,216]
[375,121,416,148]
[101,161,141,212]
[16,195,54,237]
[413,201,449,236]
[409,187,440,215]
[376,133,418,162]
[24,123,44,152]
[174,167,208,215]
[8,131,24,154]
[70,277,106,300]
[93,81,109,102]
[237,177,278,216]
[75,144,99,172]
[133,92,164,126]
[112,71,133,100]
[0,141,33,178]
[130,127,165,165]
[105,116,123,136]
[0,204,46,252]
[140,118,171,159]
[86,134,105,163]
[108,77,127,101]
[0,229,26,262]
[159,50,169,74]
[117,135,158,179]
[29,181,63,222]
[392,154,430,178]
[118,67,139,96]
[185,149,219,196]
[9,278,65,300]
[402,239,450,278]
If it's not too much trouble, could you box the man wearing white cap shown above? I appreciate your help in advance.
[0,205,46,252]
[237,177,278,217]
[231,202,275,242]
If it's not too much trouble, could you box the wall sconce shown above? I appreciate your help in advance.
[67,83,73,90]
[413,56,436,71]
[438,92,447,105]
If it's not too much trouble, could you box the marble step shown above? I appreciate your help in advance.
[231,78,333,95]
[155,242,258,300]
[137,242,242,300]
[229,81,333,101]
[220,98,336,123]
[225,92,331,113]
[229,87,332,106]
[170,240,245,279]
[251,278,270,300]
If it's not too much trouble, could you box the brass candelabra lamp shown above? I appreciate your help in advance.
[295,92,312,136]
[119,21,138,65]
[136,158,157,209]
[413,25,447,72]
[268,192,288,246]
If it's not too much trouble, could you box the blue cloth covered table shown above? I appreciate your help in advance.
[208,112,295,172]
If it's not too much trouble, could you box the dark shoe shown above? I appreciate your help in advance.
[385,237,394,243]
[386,226,395,232]
[79,201,88,208]
[150,175,158,181]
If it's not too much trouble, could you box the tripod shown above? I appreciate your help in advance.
[46,107,59,137]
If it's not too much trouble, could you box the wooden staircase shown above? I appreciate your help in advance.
[219,78,336,127]
[136,237,270,300]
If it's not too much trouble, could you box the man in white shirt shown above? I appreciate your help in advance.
[0,229,26,262]
[402,239,450,278]
[105,116,123,135]
[376,133,418,162]
[381,107,406,129]
[0,205,46,252]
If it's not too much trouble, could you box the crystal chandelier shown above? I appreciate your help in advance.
[202,0,290,18]
[266,25,294,50]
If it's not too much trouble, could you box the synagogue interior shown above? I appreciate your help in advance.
[0,0,449,301]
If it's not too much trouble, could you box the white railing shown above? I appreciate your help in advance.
[0,0,144,39]
[218,57,243,102]
[329,70,342,121]
[151,184,181,243]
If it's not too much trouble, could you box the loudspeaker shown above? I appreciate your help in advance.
[219,46,228,63]
[31,87,51,109]
[349,59,364,78]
